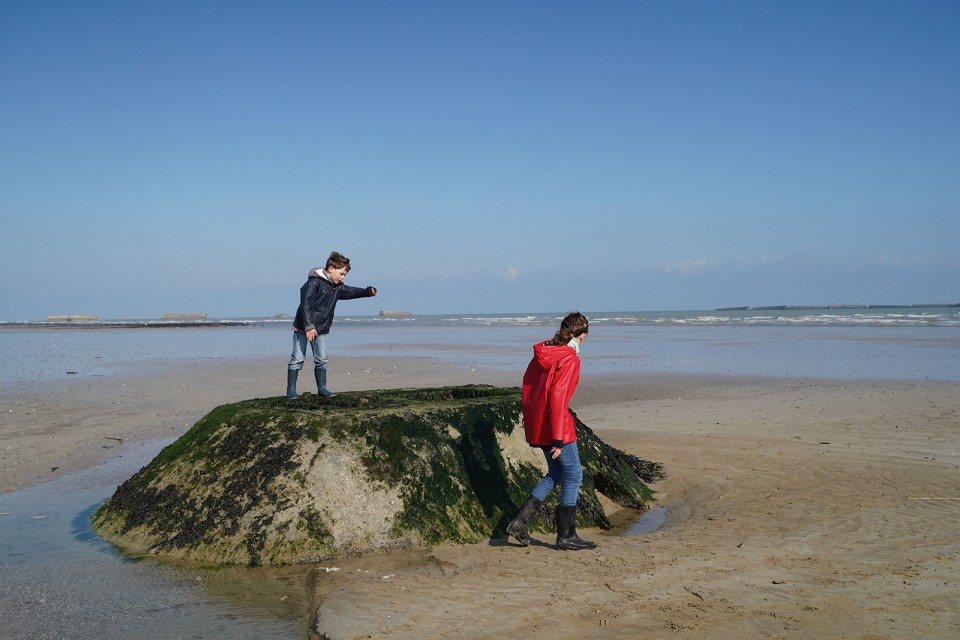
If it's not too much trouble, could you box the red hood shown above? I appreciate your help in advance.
[531,341,576,369]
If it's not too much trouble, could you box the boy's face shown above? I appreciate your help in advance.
[327,266,348,284]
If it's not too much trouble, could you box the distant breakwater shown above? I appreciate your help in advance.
[0,319,269,330]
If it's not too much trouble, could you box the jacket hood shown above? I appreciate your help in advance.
[531,341,576,370]
[307,267,331,282]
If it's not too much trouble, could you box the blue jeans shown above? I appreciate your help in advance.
[288,331,328,371]
[530,441,583,507]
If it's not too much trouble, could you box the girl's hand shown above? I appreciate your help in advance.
[550,447,562,459]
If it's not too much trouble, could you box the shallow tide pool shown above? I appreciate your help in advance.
[0,440,311,640]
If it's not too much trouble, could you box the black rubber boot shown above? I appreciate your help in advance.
[506,495,542,546]
[556,505,597,550]
[315,368,336,397]
[286,369,299,399]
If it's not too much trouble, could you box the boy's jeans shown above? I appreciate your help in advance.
[530,441,583,507]
[288,331,328,371]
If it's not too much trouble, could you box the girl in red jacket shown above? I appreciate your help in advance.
[507,312,596,550]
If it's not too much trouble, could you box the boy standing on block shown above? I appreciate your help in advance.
[287,251,377,398]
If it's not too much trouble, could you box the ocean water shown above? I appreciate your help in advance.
[2,308,958,392]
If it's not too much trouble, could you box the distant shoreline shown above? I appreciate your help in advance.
[3,303,959,328]
[716,303,958,311]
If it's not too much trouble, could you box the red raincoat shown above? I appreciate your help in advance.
[521,341,580,448]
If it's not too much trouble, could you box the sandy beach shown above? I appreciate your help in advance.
[2,357,958,639]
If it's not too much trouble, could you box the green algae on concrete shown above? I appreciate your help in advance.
[91,385,663,566]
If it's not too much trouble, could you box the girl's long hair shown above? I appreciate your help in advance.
[545,312,589,347]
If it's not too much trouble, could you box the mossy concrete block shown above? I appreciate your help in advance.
[91,385,662,565]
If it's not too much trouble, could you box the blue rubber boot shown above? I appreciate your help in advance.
[286,369,299,399]
[315,368,336,398]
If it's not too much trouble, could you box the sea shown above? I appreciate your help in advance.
[1,307,958,638]
[2,307,959,392]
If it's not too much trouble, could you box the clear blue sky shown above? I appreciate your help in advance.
[2,1,958,319]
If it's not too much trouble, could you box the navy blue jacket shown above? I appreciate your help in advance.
[293,269,374,335]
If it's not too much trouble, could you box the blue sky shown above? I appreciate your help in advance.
[2,1,958,319]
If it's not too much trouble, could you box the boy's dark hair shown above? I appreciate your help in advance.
[326,251,351,272]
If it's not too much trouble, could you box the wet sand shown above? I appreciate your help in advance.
[2,358,958,639]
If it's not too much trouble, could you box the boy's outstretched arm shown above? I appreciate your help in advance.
[338,284,377,300]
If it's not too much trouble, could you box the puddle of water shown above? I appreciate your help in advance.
[623,506,667,536]
[0,440,312,640]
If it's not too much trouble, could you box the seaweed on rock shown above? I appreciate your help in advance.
[91,385,662,565]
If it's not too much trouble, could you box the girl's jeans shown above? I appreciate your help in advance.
[288,331,328,371]
[530,441,582,507]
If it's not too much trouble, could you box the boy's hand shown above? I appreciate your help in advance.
[306,329,318,341]
[367,286,377,296]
